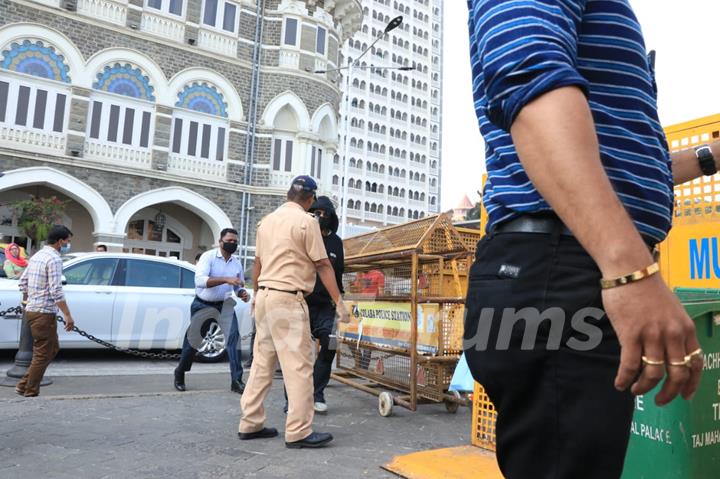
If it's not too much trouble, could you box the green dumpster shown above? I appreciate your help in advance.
[622,288,720,478]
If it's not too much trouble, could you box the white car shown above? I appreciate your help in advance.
[0,253,253,362]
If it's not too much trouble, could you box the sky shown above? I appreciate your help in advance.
[440,0,720,210]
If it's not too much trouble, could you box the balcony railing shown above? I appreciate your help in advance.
[279,49,300,69]
[366,191,384,200]
[365,212,384,222]
[78,0,128,26]
[0,125,66,155]
[347,208,362,218]
[366,170,385,179]
[166,155,226,181]
[315,57,328,73]
[269,171,295,189]
[32,0,61,7]
[141,11,185,43]
[198,27,238,57]
[84,139,152,169]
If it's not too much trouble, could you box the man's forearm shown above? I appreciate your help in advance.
[56,300,71,318]
[206,277,231,288]
[510,86,653,278]
[671,141,720,185]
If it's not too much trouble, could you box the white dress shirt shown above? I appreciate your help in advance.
[194,248,244,302]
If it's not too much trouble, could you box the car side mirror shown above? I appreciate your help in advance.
[61,275,67,285]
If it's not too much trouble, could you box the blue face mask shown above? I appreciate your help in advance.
[60,242,71,254]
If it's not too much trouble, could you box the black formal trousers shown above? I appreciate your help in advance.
[464,226,634,479]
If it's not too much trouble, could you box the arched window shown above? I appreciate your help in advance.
[87,63,156,157]
[0,40,71,151]
[171,82,229,162]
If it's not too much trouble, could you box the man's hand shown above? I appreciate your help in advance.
[335,299,350,324]
[603,274,703,405]
[63,314,75,332]
[239,289,250,303]
[226,277,242,287]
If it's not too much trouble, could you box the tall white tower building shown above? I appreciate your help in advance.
[333,0,443,229]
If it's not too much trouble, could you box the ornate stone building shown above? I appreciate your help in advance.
[0,0,362,264]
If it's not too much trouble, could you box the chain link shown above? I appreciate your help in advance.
[2,305,252,360]
[53,316,253,361]
[0,305,24,317]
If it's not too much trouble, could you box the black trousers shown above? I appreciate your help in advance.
[463,228,634,479]
[309,302,336,403]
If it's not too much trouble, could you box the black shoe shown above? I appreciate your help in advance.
[231,379,245,394]
[238,427,279,440]
[174,369,186,392]
[285,432,333,449]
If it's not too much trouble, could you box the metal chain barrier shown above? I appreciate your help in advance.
[55,316,254,360]
[0,306,24,317]
[55,316,184,360]
[2,305,251,360]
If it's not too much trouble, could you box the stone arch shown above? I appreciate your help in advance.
[0,23,84,81]
[311,103,338,141]
[82,48,166,95]
[261,91,311,131]
[0,167,114,234]
[113,187,232,240]
[167,68,244,121]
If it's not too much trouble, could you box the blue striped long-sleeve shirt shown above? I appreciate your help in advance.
[468,0,673,243]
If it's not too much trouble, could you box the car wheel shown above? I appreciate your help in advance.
[194,320,227,363]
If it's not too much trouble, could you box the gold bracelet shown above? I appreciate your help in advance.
[600,262,660,290]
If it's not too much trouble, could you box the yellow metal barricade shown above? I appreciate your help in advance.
[334,213,474,416]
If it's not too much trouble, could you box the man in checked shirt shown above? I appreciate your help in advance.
[16,225,76,397]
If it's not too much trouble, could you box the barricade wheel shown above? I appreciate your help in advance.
[378,392,394,417]
[445,391,461,414]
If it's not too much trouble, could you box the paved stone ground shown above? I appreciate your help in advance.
[0,364,471,479]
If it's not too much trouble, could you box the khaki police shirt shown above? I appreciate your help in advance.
[256,202,328,294]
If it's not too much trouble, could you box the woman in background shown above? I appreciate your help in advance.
[3,243,27,279]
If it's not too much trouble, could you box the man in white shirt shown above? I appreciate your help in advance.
[174,228,249,393]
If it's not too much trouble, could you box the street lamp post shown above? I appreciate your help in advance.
[315,16,411,238]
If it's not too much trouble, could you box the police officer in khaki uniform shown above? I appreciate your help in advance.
[238,176,349,449]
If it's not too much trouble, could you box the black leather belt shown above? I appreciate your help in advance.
[494,213,657,251]
[494,214,573,237]
[259,286,302,296]
[194,297,224,307]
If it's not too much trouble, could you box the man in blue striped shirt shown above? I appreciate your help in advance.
[464,1,717,477]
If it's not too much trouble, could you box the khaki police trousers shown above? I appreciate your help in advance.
[239,289,315,442]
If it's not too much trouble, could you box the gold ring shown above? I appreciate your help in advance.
[668,356,692,368]
[688,348,703,358]
[641,356,665,366]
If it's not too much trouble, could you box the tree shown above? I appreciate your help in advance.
[465,202,481,221]
[14,196,69,252]
[464,190,483,221]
